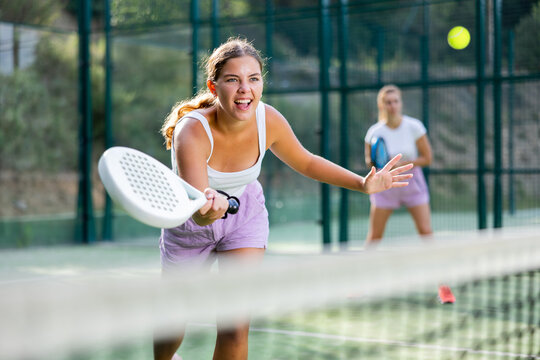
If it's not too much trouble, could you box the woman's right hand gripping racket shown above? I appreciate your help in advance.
[98,146,239,229]
[370,137,390,169]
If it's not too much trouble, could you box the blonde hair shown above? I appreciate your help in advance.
[161,37,265,149]
[376,84,401,122]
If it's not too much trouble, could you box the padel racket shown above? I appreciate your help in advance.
[98,146,239,229]
[370,137,390,169]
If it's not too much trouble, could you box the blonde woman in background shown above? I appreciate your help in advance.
[364,85,455,305]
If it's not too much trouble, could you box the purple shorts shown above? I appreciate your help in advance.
[159,180,269,270]
[369,166,429,209]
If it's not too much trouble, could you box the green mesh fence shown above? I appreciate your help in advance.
[1,0,539,248]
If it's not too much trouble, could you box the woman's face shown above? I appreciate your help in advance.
[382,91,402,118]
[210,55,263,122]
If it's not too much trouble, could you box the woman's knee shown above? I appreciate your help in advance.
[217,325,250,344]
[153,332,185,360]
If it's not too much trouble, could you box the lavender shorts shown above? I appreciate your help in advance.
[159,180,269,270]
[369,166,430,209]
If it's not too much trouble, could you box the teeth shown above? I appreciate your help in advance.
[235,99,251,104]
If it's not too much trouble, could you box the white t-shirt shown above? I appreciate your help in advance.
[364,115,426,162]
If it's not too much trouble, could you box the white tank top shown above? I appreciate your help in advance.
[171,101,266,196]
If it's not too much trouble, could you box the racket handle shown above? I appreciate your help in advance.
[217,190,240,217]
[227,197,240,214]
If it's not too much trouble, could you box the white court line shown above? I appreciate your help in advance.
[191,323,540,359]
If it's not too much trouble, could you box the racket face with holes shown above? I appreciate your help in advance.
[371,137,390,169]
[98,147,207,229]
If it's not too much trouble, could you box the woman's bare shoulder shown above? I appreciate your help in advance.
[263,102,301,151]
[174,116,211,150]
[264,103,288,128]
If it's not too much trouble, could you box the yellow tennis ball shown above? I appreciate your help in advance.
[447,26,470,50]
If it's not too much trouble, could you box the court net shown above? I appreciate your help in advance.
[1,227,539,359]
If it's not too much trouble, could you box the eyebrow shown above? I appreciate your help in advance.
[223,73,262,78]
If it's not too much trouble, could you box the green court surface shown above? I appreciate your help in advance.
[269,208,540,253]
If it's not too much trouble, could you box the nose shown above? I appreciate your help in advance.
[238,80,249,93]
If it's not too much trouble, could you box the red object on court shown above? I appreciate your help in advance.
[438,285,456,304]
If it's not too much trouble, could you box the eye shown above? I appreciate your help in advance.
[226,78,238,82]
[250,77,260,82]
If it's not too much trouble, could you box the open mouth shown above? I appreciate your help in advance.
[234,99,252,110]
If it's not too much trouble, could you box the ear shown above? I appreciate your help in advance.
[207,80,216,96]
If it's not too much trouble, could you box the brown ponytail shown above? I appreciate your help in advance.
[160,91,216,149]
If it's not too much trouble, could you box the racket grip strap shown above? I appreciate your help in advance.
[216,190,240,218]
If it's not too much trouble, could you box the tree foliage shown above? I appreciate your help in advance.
[1,0,540,173]
[515,0,540,72]
[0,0,65,24]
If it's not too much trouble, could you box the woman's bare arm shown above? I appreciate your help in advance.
[266,105,413,194]
[174,118,229,225]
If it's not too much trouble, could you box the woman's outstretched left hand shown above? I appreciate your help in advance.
[363,154,414,194]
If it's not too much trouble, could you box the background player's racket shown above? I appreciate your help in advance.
[370,137,390,169]
[98,146,239,229]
